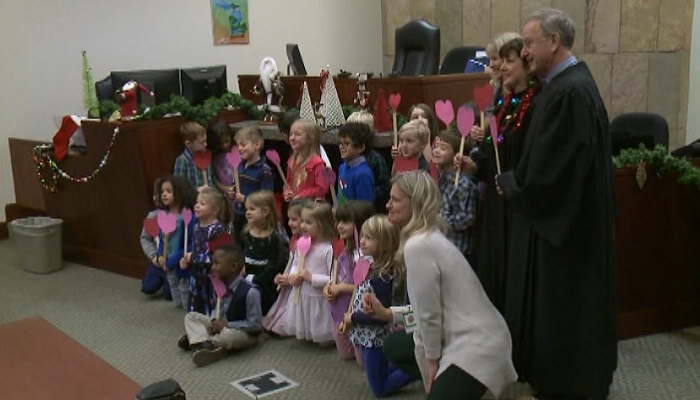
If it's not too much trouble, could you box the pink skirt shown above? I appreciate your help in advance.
[262,286,291,336]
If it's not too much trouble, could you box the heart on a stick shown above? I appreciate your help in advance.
[265,149,281,166]
[473,84,495,112]
[435,100,455,126]
[322,168,337,188]
[209,274,228,298]
[143,217,160,238]
[208,233,235,253]
[226,147,241,169]
[353,256,371,285]
[157,211,177,234]
[332,238,345,257]
[490,115,499,148]
[182,208,192,225]
[388,93,401,112]
[193,150,212,170]
[457,106,475,138]
[297,236,312,255]
[393,155,419,173]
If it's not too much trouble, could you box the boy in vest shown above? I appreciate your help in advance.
[177,244,262,367]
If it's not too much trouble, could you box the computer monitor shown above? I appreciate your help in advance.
[286,43,307,75]
[110,68,181,105]
[180,65,228,106]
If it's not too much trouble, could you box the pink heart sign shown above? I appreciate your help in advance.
[143,217,160,238]
[193,150,212,170]
[434,100,454,126]
[226,147,241,169]
[322,168,337,188]
[265,149,281,166]
[297,236,312,255]
[209,274,228,298]
[490,115,499,148]
[473,84,495,112]
[353,256,371,285]
[182,208,192,225]
[388,93,401,112]
[157,210,177,234]
[457,107,475,138]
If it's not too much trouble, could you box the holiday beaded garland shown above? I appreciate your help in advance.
[32,127,119,192]
[486,79,540,145]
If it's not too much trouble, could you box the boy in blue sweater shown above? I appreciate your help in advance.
[337,122,376,206]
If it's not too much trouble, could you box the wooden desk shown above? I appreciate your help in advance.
[237,73,491,115]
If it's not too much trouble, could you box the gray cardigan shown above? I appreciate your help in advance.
[405,229,517,397]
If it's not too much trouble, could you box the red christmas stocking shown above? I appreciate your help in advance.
[53,115,79,162]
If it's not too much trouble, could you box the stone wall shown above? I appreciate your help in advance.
[381,0,695,149]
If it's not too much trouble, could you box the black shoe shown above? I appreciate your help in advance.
[177,334,190,351]
[192,346,227,367]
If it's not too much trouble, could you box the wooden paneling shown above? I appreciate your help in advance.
[9,138,47,211]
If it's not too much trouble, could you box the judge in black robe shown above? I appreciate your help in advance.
[497,9,617,400]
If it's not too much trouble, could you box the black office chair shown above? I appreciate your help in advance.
[439,46,485,75]
[610,112,669,155]
[391,20,440,76]
[286,43,307,75]
[95,76,114,102]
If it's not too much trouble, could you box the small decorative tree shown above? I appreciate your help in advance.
[82,50,99,118]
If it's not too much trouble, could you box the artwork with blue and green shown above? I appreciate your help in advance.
[211,0,249,42]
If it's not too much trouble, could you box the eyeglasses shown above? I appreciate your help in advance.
[523,34,552,49]
[338,141,353,148]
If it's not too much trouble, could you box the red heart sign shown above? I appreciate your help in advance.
[193,150,212,170]
[393,155,419,174]
[143,217,160,238]
[208,233,235,253]
[388,93,401,112]
[434,100,455,126]
[332,238,345,257]
[430,161,439,182]
[490,115,499,148]
[473,84,495,112]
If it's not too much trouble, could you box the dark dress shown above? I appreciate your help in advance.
[188,220,227,315]
[242,230,282,315]
[497,62,617,400]
[472,84,539,314]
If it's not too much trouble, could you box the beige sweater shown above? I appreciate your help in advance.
[405,230,517,397]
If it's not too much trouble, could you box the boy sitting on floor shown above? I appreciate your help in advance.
[177,244,262,367]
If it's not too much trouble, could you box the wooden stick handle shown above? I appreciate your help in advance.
[330,185,338,207]
[293,254,306,304]
[215,297,221,320]
[331,258,338,285]
[392,112,398,147]
[183,225,188,255]
[277,250,294,291]
[234,170,241,195]
[454,136,466,186]
[338,287,357,333]
[162,233,169,265]
[275,164,288,187]
[203,173,209,187]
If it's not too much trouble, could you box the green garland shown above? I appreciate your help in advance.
[98,91,265,127]
[613,144,700,187]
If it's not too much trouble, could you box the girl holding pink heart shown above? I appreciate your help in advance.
[339,215,415,397]
[283,201,335,344]
[142,175,197,309]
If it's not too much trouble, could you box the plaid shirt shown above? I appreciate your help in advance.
[438,169,479,256]
[234,156,274,216]
[173,148,216,189]
[364,149,390,209]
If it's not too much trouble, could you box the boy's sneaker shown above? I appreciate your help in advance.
[177,334,190,351]
[192,346,227,367]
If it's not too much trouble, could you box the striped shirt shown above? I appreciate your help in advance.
[173,148,216,189]
[233,156,274,216]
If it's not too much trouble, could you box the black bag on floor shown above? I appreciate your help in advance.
[135,379,186,400]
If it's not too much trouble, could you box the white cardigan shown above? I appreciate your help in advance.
[405,230,517,397]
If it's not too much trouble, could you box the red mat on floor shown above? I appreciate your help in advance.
[0,316,141,400]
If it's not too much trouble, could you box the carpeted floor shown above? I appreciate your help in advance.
[0,239,699,399]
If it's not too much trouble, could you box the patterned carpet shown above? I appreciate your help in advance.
[0,239,698,400]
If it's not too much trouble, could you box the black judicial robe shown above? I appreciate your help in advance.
[497,62,617,400]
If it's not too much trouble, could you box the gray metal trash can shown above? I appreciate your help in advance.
[9,217,63,273]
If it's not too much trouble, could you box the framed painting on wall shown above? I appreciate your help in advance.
[211,0,249,45]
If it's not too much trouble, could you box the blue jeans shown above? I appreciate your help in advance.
[141,263,171,300]
[362,345,416,398]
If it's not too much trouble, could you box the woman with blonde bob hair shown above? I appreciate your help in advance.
[379,171,517,400]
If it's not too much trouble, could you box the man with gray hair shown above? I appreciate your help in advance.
[496,8,617,400]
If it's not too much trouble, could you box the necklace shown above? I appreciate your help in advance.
[487,79,541,144]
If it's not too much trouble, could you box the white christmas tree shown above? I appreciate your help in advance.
[319,69,346,128]
[299,81,316,123]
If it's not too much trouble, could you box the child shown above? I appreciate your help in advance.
[284,201,335,344]
[208,120,236,213]
[229,127,274,246]
[263,197,311,336]
[279,110,332,169]
[392,120,432,175]
[337,122,376,205]
[283,120,330,202]
[174,122,216,189]
[347,110,391,214]
[155,175,197,308]
[140,176,169,299]
[181,187,231,314]
[433,130,480,267]
[178,244,262,367]
[341,215,415,397]
[241,190,283,315]
[408,103,439,155]
[324,200,375,361]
